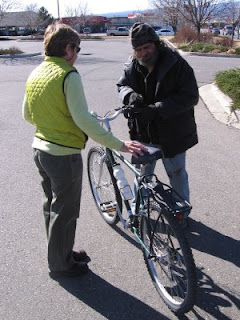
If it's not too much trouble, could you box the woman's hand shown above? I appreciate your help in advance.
[120,140,147,158]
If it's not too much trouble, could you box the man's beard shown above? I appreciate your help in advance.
[137,48,159,69]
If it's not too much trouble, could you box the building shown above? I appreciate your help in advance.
[0,11,39,35]
[60,16,110,33]
[106,11,160,30]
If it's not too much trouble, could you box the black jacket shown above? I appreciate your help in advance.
[117,47,199,158]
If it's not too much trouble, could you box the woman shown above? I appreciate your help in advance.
[22,23,145,277]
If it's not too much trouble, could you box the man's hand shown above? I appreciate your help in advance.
[128,92,144,106]
[120,140,147,158]
[140,104,159,121]
[125,104,159,122]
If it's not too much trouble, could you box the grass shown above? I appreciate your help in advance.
[0,46,23,55]
[216,68,240,111]
[179,42,229,53]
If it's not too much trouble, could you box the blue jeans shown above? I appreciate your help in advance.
[132,152,190,217]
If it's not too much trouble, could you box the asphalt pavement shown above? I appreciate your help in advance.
[1,38,239,129]
[1,38,240,320]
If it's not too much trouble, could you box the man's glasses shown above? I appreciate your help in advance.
[76,46,81,53]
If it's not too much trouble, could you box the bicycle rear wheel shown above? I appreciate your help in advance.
[87,146,121,225]
[140,202,197,315]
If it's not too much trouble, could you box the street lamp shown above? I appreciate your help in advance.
[57,0,60,20]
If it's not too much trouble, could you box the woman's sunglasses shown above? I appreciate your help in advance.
[71,44,81,53]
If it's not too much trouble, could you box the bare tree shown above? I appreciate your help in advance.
[65,2,90,31]
[0,0,20,20]
[24,3,39,35]
[222,0,240,40]
[151,0,225,36]
[150,0,183,32]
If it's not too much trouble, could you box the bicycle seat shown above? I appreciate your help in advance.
[131,143,163,164]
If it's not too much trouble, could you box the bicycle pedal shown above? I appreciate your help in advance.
[100,202,116,215]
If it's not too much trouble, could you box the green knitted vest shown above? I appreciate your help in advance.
[26,56,87,149]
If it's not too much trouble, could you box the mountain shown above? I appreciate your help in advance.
[96,10,151,17]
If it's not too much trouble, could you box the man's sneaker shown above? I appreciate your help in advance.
[179,218,189,230]
[175,212,189,230]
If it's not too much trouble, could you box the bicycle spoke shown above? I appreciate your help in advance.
[87,147,121,225]
[140,202,196,314]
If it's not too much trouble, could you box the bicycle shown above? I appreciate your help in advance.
[87,107,197,315]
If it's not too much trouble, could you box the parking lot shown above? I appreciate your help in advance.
[0,38,240,320]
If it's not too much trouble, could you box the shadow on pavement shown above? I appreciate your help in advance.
[113,216,239,267]
[53,271,170,320]
[187,218,240,268]
[179,267,240,320]
[182,218,240,319]
[110,218,240,320]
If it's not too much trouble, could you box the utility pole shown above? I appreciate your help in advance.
[238,7,240,39]
[57,0,60,20]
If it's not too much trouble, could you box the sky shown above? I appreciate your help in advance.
[19,0,152,18]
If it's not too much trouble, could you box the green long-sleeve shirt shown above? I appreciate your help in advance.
[22,71,123,155]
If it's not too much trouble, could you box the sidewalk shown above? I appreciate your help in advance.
[165,39,240,130]
[199,83,240,129]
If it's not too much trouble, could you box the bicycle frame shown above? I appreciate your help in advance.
[89,108,197,315]
[90,108,191,253]
[97,146,168,258]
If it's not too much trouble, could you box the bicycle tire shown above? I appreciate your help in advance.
[140,201,197,315]
[87,146,121,225]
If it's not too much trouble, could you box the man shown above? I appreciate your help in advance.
[117,22,199,225]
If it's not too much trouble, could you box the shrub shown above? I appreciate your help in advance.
[0,46,23,55]
[199,32,214,43]
[235,47,240,55]
[179,42,228,53]
[174,26,198,43]
[214,36,232,47]
[174,26,218,44]
[216,68,240,111]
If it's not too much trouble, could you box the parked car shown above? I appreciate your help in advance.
[152,26,162,32]
[211,27,220,36]
[106,27,129,36]
[223,25,234,35]
[155,29,175,36]
[83,27,91,34]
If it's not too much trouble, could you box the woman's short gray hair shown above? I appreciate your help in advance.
[44,23,80,57]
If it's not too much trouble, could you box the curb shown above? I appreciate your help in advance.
[164,39,240,58]
[0,52,42,58]
[199,83,240,129]
[165,38,240,129]
[188,51,240,58]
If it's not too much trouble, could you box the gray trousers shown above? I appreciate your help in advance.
[33,149,83,271]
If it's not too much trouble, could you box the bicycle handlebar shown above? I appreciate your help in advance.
[90,104,152,124]
[90,107,124,123]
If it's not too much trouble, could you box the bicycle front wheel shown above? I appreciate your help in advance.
[87,147,122,225]
[140,202,197,315]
